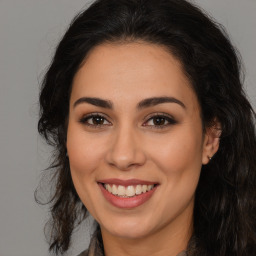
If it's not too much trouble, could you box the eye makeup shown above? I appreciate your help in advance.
[78,111,177,130]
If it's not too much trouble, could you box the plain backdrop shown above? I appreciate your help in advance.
[0,1,255,256]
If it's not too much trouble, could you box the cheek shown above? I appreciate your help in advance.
[66,123,106,180]
[149,129,202,214]
[149,128,203,173]
[66,124,108,213]
[146,124,203,208]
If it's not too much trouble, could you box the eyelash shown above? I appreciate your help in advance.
[143,113,177,129]
[79,113,177,129]
[79,113,111,128]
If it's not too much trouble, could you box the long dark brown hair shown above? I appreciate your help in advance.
[37,0,256,255]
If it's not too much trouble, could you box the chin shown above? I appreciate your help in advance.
[99,213,159,240]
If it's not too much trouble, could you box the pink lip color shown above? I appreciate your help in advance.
[98,181,158,209]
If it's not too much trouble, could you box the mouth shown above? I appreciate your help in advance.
[97,179,159,208]
[102,183,156,198]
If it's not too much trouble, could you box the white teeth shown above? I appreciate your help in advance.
[106,184,112,193]
[135,184,142,195]
[117,185,126,196]
[142,185,147,193]
[126,186,135,197]
[104,184,155,197]
[147,185,154,191]
[112,184,118,195]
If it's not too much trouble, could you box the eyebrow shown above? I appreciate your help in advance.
[73,96,186,110]
[73,97,113,109]
[137,96,186,109]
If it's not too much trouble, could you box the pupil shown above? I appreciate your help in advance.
[154,117,165,125]
[93,116,104,125]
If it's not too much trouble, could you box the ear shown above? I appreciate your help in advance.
[202,119,221,165]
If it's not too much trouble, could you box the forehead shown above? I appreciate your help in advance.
[71,42,199,112]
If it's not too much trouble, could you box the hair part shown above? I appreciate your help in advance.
[37,0,256,255]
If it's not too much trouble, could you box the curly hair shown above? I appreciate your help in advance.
[37,0,256,255]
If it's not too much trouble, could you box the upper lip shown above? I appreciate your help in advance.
[97,178,158,186]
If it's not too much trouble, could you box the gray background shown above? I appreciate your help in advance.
[0,1,255,256]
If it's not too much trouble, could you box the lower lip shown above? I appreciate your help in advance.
[99,183,158,209]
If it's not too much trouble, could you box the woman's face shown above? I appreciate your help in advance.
[67,42,211,241]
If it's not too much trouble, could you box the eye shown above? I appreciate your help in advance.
[143,114,177,128]
[79,113,111,127]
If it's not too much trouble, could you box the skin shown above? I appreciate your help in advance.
[67,42,220,256]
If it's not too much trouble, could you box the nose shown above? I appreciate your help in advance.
[106,126,146,171]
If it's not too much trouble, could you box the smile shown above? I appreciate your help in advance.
[103,184,155,198]
[98,179,158,208]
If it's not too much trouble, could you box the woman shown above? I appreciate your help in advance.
[37,0,256,255]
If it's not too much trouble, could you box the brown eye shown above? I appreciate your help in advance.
[92,116,105,125]
[80,114,111,127]
[152,117,167,126]
[143,114,177,129]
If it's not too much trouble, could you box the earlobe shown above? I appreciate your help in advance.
[202,120,221,165]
